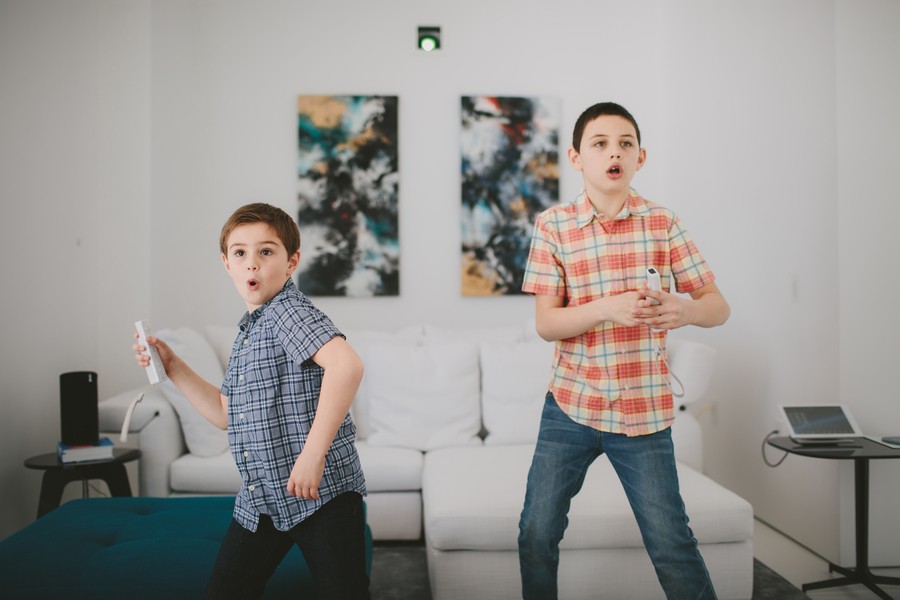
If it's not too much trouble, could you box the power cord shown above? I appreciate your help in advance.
[120,389,147,443]
[88,482,110,497]
[654,344,684,398]
[762,430,789,467]
[653,343,685,398]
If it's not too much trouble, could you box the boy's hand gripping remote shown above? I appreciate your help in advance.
[644,267,683,395]
[645,267,662,306]
[135,320,168,385]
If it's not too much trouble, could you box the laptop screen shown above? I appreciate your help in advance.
[782,405,859,436]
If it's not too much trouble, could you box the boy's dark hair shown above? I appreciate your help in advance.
[219,203,301,256]
[572,102,641,151]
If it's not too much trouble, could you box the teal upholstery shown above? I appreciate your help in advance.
[0,496,373,599]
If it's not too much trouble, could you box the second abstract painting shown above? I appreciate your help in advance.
[460,96,560,296]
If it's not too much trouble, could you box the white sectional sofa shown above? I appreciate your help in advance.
[99,323,753,599]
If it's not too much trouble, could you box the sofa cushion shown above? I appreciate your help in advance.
[364,341,482,451]
[480,339,555,445]
[356,441,424,492]
[170,451,241,494]
[362,492,423,541]
[203,324,239,371]
[168,443,425,496]
[423,324,526,343]
[422,444,753,552]
[343,327,425,441]
[157,327,229,457]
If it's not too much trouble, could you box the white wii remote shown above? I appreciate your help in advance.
[135,320,168,384]
[645,267,662,305]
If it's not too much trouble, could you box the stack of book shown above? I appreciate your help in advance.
[57,437,114,463]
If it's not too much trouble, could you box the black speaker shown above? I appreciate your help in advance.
[60,371,99,446]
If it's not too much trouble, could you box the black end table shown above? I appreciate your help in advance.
[767,436,900,599]
[24,447,141,518]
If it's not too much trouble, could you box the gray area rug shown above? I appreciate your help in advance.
[368,543,809,599]
[753,559,811,599]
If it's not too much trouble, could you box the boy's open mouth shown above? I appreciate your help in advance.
[608,165,621,175]
[247,279,260,291]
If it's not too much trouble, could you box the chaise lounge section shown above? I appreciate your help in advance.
[424,445,752,599]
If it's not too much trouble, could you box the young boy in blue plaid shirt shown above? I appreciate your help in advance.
[134,203,369,599]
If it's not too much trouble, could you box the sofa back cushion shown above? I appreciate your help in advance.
[480,339,555,445]
[156,327,229,457]
[343,327,425,440]
[363,340,482,451]
[203,325,240,371]
[422,324,527,343]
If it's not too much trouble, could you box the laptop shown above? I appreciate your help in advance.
[778,404,865,445]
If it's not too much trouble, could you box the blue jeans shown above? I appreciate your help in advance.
[518,393,716,600]
[204,491,370,600]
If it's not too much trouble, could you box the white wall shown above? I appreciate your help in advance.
[0,0,151,537]
[835,0,900,566]
[657,1,844,559]
[1,0,897,569]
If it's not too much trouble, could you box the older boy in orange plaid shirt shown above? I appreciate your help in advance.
[518,102,730,599]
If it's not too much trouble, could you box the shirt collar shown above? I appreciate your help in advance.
[239,278,295,332]
[574,190,652,229]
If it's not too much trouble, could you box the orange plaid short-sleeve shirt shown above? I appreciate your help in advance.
[522,192,715,436]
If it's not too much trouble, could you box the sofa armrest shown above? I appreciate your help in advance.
[99,387,186,497]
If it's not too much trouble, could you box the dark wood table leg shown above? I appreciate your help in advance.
[36,462,133,518]
[37,470,70,518]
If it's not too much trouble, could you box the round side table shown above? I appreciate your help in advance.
[24,447,142,518]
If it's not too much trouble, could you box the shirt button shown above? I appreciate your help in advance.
[238,374,244,382]
[239,413,245,420]
[248,484,256,492]
[242,338,249,345]
[243,450,249,458]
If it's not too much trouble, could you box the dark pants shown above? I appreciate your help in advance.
[204,491,370,600]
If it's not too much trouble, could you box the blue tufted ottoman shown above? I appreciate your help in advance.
[0,496,373,599]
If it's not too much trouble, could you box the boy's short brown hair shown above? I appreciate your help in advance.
[219,203,301,256]
[572,102,642,151]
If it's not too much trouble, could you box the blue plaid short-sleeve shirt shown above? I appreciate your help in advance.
[220,279,366,532]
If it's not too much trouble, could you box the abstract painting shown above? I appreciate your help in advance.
[296,95,399,296]
[460,96,559,296]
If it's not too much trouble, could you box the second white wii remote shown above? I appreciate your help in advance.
[135,320,168,384]
[645,267,662,305]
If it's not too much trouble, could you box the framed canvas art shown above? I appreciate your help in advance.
[297,95,399,296]
[460,96,559,296]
